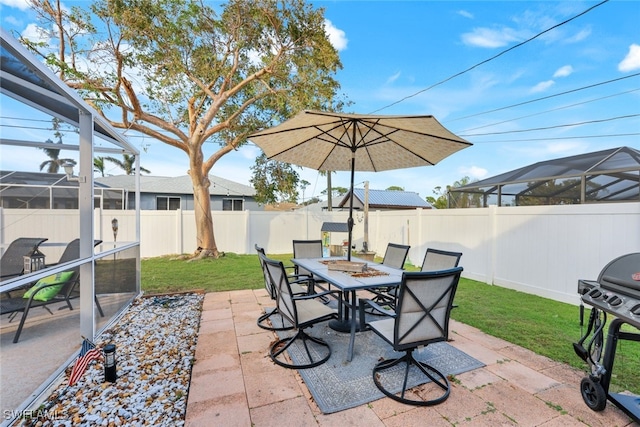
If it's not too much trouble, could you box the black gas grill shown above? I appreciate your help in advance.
[574,253,640,422]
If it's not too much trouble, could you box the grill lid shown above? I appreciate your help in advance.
[597,253,640,299]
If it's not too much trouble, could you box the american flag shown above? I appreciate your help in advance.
[68,338,102,386]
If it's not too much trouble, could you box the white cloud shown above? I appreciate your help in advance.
[0,0,30,11]
[618,44,640,72]
[459,166,488,180]
[457,10,474,19]
[530,80,555,93]
[386,71,401,84]
[545,141,584,155]
[324,19,347,52]
[461,27,522,48]
[564,27,591,44]
[4,15,21,26]
[553,65,573,78]
[21,23,50,45]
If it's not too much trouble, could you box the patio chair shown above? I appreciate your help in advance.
[387,248,463,302]
[50,238,105,317]
[0,238,104,343]
[293,239,330,300]
[255,244,311,331]
[420,248,463,272]
[0,237,48,281]
[292,239,324,277]
[1,269,80,343]
[365,243,410,310]
[359,267,463,406]
[263,255,339,369]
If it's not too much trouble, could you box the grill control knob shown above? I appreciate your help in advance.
[631,304,640,316]
[588,289,602,299]
[608,296,622,306]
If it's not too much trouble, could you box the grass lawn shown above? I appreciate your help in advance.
[141,252,639,395]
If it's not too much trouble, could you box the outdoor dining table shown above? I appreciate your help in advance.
[291,256,403,361]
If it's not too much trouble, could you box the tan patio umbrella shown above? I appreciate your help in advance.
[249,110,472,260]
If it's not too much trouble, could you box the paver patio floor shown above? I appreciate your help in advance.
[184,289,636,427]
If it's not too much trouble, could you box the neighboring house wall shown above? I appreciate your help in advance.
[131,193,262,211]
[2,202,638,306]
[98,175,262,211]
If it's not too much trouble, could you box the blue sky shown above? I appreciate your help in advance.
[1,0,639,202]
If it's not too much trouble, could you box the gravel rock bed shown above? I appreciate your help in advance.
[15,293,204,427]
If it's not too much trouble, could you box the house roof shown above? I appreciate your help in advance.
[339,188,433,209]
[96,174,256,196]
[452,146,640,204]
[321,222,349,232]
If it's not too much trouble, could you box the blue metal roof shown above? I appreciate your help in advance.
[340,188,433,209]
[321,222,349,232]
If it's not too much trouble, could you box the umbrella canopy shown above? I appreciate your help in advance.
[249,110,472,259]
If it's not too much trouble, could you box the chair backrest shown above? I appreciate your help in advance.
[292,239,323,276]
[55,239,103,298]
[57,239,103,264]
[382,243,410,269]
[394,267,463,351]
[262,255,298,327]
[255,244,275,299]
[0,237,48,278]
[421,248,462,272]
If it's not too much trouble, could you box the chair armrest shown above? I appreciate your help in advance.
[21,280,66,304]
[360,298,396,317]
[289,274,312,283]
[292,288,340,301]
[358,298,396,331]
[289,274,315,295]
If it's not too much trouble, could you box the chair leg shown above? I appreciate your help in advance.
[257,307,294,331]
[372,349,450,406]
[13,306,31,343]
[95,296,105,317]
[269,328,331,369]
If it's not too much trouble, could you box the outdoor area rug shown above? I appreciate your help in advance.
[270,309,484,414]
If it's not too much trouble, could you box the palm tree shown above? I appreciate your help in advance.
[93,157,106,177]
[39,139,76,173]
[105,154,151,175]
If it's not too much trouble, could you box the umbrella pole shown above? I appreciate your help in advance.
[347,151,355,261]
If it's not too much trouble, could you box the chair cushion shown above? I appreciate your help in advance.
[295,299,336,325]
[368,318,395,344]
[290,283,306,295]
[23,271,74,301]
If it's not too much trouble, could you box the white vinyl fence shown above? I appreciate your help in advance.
[1,203,638,305]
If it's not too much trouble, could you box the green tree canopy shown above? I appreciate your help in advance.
[250,153,300,204]
[23,0,343,258]
[320,186,348,197]
[427,176,477,209]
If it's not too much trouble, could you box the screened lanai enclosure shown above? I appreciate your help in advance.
[449,146,640,207]
[0,28,141,420]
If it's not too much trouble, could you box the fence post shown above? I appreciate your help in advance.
[177,209,183,255]
[489,205,497,285]
[244,209,251,254]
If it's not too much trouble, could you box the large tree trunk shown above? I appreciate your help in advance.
[190,168,220,259]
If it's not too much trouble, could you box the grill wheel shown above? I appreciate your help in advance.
[580,376,607,411]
